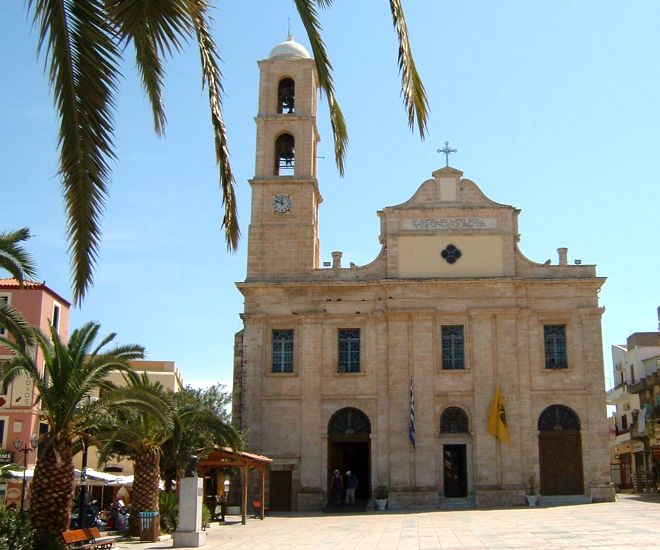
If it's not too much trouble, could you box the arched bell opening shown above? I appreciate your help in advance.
[277,78,295,113]
[439,407,471,498]
[327,407,371,504]
[274,133,295,175]
[538,405,584,495]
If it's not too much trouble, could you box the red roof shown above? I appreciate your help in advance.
[0,278,71,306]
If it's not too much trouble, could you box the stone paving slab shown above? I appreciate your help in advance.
[115,494,660,549]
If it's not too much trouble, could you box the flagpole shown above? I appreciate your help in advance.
[409,376,416,492]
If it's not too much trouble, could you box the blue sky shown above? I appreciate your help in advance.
[2,1,658,390]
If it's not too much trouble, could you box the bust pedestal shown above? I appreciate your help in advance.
[173,477,207,547]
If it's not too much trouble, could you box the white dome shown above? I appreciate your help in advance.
[268,35,311,60]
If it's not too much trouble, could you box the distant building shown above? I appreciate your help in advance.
[0,278,70,506]
[232,37,615,511]
[85,360,184,477]
[105,360,184,395]
[607,308,660,491]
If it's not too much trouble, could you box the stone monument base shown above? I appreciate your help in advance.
[173,477,206,548]
[174,531,207,547]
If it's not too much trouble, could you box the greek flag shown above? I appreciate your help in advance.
[409,377,416,448]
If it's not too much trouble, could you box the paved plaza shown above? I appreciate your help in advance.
[116,494,660,549]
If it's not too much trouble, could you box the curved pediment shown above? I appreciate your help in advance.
[387,166,513,211]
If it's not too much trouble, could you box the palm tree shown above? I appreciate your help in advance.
[95,374,174,536]
[160,387,243,492]
[26,1,428,304]
[0,321,155,546]
[95,376,242,535]
[0,228,37,350]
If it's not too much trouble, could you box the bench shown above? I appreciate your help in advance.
[61,527,118,549]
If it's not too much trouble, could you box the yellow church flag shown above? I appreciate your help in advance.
[487,384,510,444]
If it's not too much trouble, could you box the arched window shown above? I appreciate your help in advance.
[278,78,295,113]
[274,133,295,175]
[440,407,469,433]
[328,407,371,436]
[538,405,580,431]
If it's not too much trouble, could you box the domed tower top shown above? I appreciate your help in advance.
[268,35,311,60]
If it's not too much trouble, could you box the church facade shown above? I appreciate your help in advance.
[232,37,615,510]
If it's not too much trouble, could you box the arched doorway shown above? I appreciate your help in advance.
[440,407,470,498]
[538,405,584,495]
[327,408,371,503]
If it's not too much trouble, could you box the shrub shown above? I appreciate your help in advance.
[159,492,178,533]
[201,505,211,530]
[0,505,34,550]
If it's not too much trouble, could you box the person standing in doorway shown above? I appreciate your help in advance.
[331,469,344,504]
[345,470,358,505]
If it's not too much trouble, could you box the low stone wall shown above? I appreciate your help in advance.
[590,483,616,502]
[475,489,527,507]
[297,489,325,511]
[388,490,439,510]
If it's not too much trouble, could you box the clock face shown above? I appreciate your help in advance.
[273,194,292,213]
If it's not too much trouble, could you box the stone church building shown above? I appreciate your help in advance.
[232,36,614,510]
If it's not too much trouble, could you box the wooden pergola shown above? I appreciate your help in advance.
[198,447,272,525]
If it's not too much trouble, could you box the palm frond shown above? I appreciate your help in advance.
[29,0,121,305]
[106,0,193,135]
[0,227,38,282]
[388,0,429,137]
[0,300,35,350]
[295,0,348,175]
[187,0,240,250]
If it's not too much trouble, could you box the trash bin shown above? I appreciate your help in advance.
[139,511,160,542]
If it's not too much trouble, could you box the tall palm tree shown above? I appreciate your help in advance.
[0,322,160,546]
[26,0,428,304]
[0,228,37,350]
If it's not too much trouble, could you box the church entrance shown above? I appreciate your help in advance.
[443,444,468,497]
[538,405,584,495]
[327,408,371,504]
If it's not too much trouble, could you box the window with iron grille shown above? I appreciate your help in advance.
[338,329,360,373]
[0,296,8,336]
[544,324,568,369]
[440,407,469,433]
[442,326,464,370]
[272,329,294,373]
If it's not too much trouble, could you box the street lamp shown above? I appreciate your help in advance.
[77,432,90,527]
[13,434,38,514]
[77,394,97,527]
[221,479,230,522]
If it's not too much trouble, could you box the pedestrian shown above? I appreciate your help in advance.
[345,470,358,505]
[330,469,344,504]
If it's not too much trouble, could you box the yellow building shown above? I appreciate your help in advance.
[233,37,615,510]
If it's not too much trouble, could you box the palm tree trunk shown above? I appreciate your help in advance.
[29,434,75,545]
[128,447,161,536]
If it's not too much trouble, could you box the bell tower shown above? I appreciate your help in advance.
[246,36,322,279]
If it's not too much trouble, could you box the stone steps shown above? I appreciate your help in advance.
[439,497,476,510]
[538,494,592,506]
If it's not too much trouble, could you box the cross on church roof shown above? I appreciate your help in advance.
[437,141,457,167]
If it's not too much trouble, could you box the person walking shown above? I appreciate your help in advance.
[330,469,344,505]
[345,470,358,505]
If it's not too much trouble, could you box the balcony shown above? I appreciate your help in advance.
[614,429,633,445]
[607,383,628,402]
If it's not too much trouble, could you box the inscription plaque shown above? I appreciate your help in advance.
[403,217,497,231]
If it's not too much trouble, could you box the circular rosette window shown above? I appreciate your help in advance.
[441,244,462,264]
